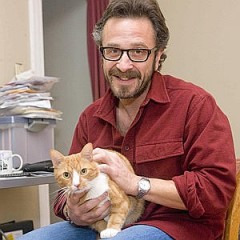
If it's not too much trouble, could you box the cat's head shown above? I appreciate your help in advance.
[50,143,99,193]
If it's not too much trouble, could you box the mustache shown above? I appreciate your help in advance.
[109,68,141,79]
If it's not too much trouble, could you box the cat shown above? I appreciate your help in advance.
[50,143,145,239]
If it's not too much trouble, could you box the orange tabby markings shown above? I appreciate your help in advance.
[50,143,144,238]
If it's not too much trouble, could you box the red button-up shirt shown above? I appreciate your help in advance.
[55,72,236,240]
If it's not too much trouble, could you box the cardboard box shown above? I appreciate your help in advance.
[0,116,56,165]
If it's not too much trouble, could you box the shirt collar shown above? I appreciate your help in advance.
[143,71,170,105]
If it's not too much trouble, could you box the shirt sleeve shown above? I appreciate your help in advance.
[173,95,236,218]
[53,189,67,220]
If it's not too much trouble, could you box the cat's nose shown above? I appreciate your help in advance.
[73,183,80,188]
[71,184,79,191]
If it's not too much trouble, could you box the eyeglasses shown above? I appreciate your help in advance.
[100,46,158,62]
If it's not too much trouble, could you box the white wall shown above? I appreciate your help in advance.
[158,1,240,157]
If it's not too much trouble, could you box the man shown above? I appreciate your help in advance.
[20,0,236,239]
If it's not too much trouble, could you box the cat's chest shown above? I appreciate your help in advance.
[86,173,109,200]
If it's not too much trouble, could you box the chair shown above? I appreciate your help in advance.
[223,159,240,240]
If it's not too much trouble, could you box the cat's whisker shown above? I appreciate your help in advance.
[51,188,63,195]
[51,189,69,211]
[51,188,68,202]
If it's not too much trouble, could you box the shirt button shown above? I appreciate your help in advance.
[124,145,130,151]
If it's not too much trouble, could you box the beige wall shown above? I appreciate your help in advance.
[0,0,39,228]
[0,0,30,84]
[159,0,240,157]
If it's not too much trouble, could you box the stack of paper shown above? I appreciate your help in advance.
[0,70,62,120]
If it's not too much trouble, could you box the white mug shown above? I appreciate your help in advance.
[0,150,23,174]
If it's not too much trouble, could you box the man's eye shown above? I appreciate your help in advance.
[112,49,119,53]
[63,172,71,179]
[132,49,145,55]
[106,48,120,55]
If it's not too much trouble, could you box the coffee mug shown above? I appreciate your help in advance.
[0,150,23,174]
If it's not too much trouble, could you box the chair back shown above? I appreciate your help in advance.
[223,159,240,240]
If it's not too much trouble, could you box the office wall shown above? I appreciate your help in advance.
[0,0,40,228]
[43,0,92,156]
[158,1,240,156]
[0,0,30,84]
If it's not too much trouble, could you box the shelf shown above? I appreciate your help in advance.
[0,174,56,189]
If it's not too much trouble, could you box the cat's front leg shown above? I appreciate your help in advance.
[92,219,107,233]
[93,220,120,239]
[100,205,127,238]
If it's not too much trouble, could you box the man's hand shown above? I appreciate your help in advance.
[93,147,140,196]
[66,191,110,226]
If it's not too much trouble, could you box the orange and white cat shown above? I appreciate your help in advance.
[50,143,144,239]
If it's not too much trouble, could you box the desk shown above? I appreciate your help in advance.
[0,174,56,227]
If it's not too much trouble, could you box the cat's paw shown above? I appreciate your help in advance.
[100,228,120,239]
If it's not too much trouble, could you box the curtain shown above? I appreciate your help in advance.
[87,0,109,101]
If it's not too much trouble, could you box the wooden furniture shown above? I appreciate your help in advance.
[0,174,56,228]
[223,159,240,240]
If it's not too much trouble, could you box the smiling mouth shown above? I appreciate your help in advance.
[112,75,138,82]
[113,76,138,84]
[115,76,135,81]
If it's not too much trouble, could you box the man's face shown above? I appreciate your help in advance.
[101,17,162,99]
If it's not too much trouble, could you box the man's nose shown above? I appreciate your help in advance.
[116,52,133,72]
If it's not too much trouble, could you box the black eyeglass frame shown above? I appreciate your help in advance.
[99,46,158,62]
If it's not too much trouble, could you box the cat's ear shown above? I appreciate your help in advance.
[50,149,64,167]
[81,143,93,161]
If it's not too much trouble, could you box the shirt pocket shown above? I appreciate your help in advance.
[134,140,184,178]
[136,140,184,164]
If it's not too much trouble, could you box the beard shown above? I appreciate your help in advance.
[104,61,156,99]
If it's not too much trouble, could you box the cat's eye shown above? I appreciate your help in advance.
[63,172,71,179]
[81,168,87,174]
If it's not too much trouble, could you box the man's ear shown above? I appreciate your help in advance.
[155,49,164,71]
[154,49,167,71]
